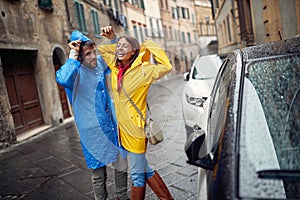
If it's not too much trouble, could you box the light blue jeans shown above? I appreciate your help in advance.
[128,152,155,187]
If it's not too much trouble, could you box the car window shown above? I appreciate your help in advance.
[207,59,233,149]
[192,57,220,80]
[244,54,300,171]
[241,78,281,172]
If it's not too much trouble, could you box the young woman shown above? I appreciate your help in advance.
[98,26,173,200]
[56,30,128,200]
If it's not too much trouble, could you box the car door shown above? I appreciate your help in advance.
[205,55,236,199]
[206,57,233,151]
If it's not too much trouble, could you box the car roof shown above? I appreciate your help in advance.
[192,54,222,69]
[239,37,300,61]
[193,54,220,62]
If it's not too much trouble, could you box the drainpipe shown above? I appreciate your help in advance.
[64,0,72,31]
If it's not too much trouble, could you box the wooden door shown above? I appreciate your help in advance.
[1,50,43,135]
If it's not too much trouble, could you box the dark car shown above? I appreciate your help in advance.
[185,37,300,199]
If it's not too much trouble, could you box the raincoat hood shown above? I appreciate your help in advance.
[70,30,91,42]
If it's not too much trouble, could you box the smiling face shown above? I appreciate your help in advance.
[81,43,97,69]
[116,37,136,65]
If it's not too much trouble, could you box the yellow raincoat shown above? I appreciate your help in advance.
[98,39,172,153]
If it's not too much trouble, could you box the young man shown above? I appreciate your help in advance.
[56,30,128,200]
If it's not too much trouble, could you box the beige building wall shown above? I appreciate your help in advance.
[144,0,164,44]
[195,0,218,56]
[212,0,300,56]
[195,0,215,36]
[160,0,199,74]
[251,0,300,44]
[159,0,180,74]
[212,0,240,56]
[121,2,147,43]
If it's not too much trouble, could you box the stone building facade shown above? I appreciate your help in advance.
[0,0,217,148]
[195,0,217,56]
[160,0,200,73]
[0,0,125,149]
[211,0,300,56]
[0,0,69,148]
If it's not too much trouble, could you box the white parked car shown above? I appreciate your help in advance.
[185,36,300,200]
[182,54,222,135]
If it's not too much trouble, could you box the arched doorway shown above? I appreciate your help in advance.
[52,47,71,119]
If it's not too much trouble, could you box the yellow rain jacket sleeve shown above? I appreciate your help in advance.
[98,39,172,153]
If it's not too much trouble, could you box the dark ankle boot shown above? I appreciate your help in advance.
[130,185,146,200]
[146,171,174,200]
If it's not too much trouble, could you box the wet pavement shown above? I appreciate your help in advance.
[0,77,200,200]
[0,121,198,200]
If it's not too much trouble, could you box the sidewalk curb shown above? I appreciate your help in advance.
[0,117,75,154]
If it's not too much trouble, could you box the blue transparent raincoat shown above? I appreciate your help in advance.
[56,30,124,169]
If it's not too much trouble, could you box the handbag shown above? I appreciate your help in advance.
[121,84,164,145]
[144,115,164,145]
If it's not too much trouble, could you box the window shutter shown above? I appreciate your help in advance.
[38,0,53,8]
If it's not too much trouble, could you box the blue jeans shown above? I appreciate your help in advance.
[128,152,155,187]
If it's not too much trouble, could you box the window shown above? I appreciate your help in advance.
[174,30,178,40]
[160,0,164,8]
[226,15,232,42]
[75,1,87,33]
[191,14,195,24]
[131,0,145,9]
[114,0,119,11]
[156,19,161,37]
[133,25,138,41]
[91,9,100,36]
[139,26,144,43]
[165,0,168,10]
[246,54,300,170]
[182,32,185,43]
[143,27,147,39]
[208,59,232,147]
[181,7,189,19]
[171,7,178,19]
[177,7,181,18]
[38,0,53,10]
[187,32,191,43]
[175,7,190,19]
[103,0,112,6]
[223,20,227,43]
[150,18,154,36]
[159,0,168,9]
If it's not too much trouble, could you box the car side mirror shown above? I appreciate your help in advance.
[185,128,205,162]
[183,72,190,81]
[184,127,215,170]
